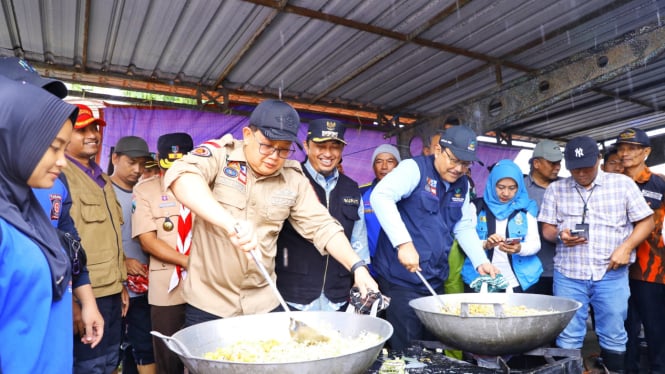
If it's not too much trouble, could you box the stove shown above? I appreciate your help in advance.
[365,341,583,374]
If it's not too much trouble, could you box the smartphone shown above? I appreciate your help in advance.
[570,228,588,239]
[504,237,521,245]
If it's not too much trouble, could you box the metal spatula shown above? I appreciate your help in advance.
[247,249,329,344]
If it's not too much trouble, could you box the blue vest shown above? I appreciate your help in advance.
[461,198,543,290]
[373,155,468,291]
[275,167,361,304]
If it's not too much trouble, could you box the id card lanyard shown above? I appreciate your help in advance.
[574,185,596,224]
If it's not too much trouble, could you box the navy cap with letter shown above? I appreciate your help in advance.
[564,136,600,170]
[439,125,478,161]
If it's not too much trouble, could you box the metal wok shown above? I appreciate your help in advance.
[153,311,393,374]
[409,293,582,356]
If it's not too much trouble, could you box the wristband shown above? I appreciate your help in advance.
[350,260,368,274]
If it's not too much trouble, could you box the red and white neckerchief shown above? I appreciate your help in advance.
[168,204,192,292]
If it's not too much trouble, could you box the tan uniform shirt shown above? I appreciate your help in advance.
[162,134,345,317]
[132,175,186,306]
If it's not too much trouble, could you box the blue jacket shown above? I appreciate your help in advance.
[461,198,543,290]
[374,155,468,291]
[0,218,73,373]
[362,178,381,259]
[33,174,90,289]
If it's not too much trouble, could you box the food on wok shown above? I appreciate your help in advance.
[441,303,555,317]
[204,330,381,363]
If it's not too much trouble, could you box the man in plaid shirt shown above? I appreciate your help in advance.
[538,136,653,373]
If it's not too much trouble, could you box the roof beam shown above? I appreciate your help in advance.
[466,24,665,133]
[390,23,665,138]
[391,0,638,113]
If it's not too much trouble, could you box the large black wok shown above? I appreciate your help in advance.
[409,293,582,356]
[153,311,393,374]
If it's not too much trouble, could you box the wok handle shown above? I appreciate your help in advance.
[150,331,195,358]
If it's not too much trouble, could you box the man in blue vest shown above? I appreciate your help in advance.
[370,125,498,352]
[275,119,368,311]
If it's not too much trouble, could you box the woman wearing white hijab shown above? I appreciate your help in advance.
[0,76,79,373]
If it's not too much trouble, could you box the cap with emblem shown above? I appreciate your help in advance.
[532,139,563,162]
[0,57,68,99]
[144,154,158,169]
[249,99,301,145]
[615,127,650,147]
[307,119,347,144]
[158,132,194,169]
[439,125,478,161]
[114,136,152,159]
[564,136,600,170]
[74,104,106,129]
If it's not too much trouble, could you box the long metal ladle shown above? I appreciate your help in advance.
[248,249,329,343]
[415,270,449,311]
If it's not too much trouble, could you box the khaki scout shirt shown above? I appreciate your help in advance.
[162,134,345,318]
[132,175,186,306]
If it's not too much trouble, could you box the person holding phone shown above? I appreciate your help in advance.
[538,136,654,373]
[461,159,543,292]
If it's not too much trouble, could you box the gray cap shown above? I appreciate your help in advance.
[532,139,563,162]
[114,136,152,159]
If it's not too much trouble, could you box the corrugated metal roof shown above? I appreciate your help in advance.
[1,0,665,144]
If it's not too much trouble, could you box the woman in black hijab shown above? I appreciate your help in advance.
[0,76,80,373]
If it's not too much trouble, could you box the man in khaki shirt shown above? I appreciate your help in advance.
[132,132,194,374]
[163,99,378,326]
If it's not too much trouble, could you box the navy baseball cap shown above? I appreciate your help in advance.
[307,119,347,144]
[249,100,301,145]
[439,125,478,161]
[564,136,600,170]
[0,57,68,99]
[615,127,650,147]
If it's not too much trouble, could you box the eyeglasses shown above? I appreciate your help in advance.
[252,132,295,159]
[443,148,472,168]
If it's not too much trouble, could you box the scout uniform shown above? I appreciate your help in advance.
[163,134,346,318]
[132,176,186,305]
